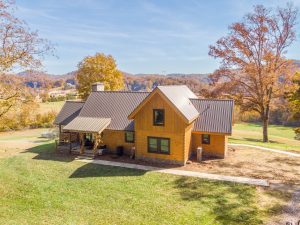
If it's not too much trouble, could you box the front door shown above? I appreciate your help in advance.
[84,133,94,148]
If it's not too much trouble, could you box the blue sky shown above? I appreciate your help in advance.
[16,0,300,75]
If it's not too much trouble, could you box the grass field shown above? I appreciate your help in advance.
[0,142,289,225]
[38,101,65,114]
[230,123,300,152]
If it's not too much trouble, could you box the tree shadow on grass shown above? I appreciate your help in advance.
[230,137,281,144]
[32,139,53,143]
[23,142,147,178]
[267,156,300,166]
[173,177,287,225]
[243,138,281,144]
[23,142,76,163]
[69,163,147,178]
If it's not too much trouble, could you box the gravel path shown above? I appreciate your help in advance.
[76,158,269,186]
[267,184,300,225]
[229,143,300,157]
[282,189,300,224]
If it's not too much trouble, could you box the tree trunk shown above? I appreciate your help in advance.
[263,118,269,142]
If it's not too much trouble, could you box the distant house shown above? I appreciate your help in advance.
[54,82,234,165]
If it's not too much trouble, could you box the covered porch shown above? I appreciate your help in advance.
[57,117,111,157]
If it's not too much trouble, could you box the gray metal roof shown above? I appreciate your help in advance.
[157,86,199,123]
[79,91,149,131]
[55,87,233,135]
[190,99,234,134]
[63,117,111,133]
[54,101,84,125]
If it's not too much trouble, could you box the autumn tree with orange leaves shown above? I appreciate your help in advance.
[77,53,124,100]
[209,4,298,142]
[0,0,53,118]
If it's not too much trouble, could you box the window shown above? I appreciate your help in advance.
[202,134,210,144]
[148,137,170,154]
[125,131,134,143]
[153,109,165,126]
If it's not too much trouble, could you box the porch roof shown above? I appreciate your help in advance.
[54,101,85,125]
[63,117,111,133]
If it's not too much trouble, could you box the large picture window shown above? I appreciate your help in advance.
[125,131,134,143]
[153,109,165,126]
[148,137,170,154]
[202,134,210,144]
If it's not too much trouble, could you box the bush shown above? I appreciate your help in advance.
[48,96,66,102]
[30,111,57,128]
[66,93,77,100]
[294,127,300,140]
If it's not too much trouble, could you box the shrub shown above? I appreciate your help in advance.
[30,111,57,128]
[48,96,66,102]
[294,127,300,140]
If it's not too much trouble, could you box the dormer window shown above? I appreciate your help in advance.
[153,109,164,126]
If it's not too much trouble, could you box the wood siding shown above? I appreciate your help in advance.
[184,123,194,162]
[134,92,191,165]
[102,129,134,155]
[191,132,227,158]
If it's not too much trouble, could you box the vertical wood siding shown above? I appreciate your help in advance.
[102,130,135,155]
[134,92,191,164]
[191,133,227,158]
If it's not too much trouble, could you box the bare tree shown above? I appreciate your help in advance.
[209,4,298,142]
[0,0,54,118]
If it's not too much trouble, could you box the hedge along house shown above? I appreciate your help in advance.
[54,82,234,165]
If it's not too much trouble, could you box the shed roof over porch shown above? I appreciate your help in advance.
[63,117,111,133]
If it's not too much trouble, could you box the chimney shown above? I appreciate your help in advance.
[92,82,105,91]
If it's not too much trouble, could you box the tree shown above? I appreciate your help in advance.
[288,72,300,139]
[0,74,34,121]
[0,0,53,118]
[76,53,124,99]
[209,4,298,142]
[0,75,22,118]
[0,0,53,71]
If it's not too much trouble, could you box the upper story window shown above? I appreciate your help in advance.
[153,109,165,126]
[202,134,210,144]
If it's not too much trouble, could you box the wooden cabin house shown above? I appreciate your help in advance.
[54,83,234,165]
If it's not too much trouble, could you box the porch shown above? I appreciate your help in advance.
[56,117,112,157]
[56,131,132,158]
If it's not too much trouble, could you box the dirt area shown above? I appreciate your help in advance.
[0,128,49,139]
[182,146,300,185]
[0,141,36,158]
[0,128,52,158]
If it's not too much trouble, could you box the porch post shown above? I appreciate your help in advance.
[59,125,62,143]
[93,133,101,155]
[69,132,72,153]
[79,133,85,154]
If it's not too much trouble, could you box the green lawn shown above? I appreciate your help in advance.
[230,123,300,152]
[0,143,287,225]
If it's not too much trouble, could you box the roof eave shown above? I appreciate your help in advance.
[192,130,232,135]
[128,87,159,120]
